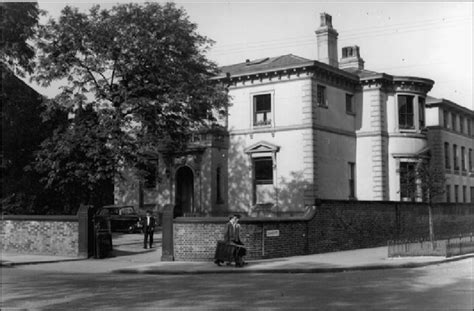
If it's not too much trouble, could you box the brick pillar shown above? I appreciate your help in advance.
[77,205,92,258]
[161,204,175,261]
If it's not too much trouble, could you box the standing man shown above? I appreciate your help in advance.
[142,210,156,249]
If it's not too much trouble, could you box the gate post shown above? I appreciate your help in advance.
[161,204,175,261]
[77,205,92,258]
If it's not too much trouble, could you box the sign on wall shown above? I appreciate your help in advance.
[266,229,280,237]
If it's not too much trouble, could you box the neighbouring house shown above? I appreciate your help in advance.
[115,12,474,216]
[425,97,474,203]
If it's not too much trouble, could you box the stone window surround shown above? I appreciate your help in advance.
[250,90,275,129]
[244,141,280,205]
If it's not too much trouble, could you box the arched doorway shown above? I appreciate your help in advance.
[175,166,194,217]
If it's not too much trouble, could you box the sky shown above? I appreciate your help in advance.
[32,1,473,110]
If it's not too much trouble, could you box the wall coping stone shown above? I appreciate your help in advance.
[317,199,474,208]
[1,215,78,222]
[173,200,474,225]
[174,208,316,224]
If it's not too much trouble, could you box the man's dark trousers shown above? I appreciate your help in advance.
[144,228,154,248]
[143,216,156,248]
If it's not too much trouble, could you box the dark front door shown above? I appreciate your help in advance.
[175,166,194,217]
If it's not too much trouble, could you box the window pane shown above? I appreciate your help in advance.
[469,149,472,171]
[418,97,425,127]
[444,142,450,169]
[453,145,458,170]
[317,85,326,106]
[254,157,273,184]
[444,110,449,128]
[254,94,272,126]
[398,95,414,129]
[255,94,271,112]
[216,167,222,203]
[348,162,355,198]
[346,94,353,113]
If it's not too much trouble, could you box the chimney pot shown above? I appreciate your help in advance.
[320,12,333,28]
[339,45,365,70]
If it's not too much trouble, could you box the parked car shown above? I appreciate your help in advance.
[96,205,143,233]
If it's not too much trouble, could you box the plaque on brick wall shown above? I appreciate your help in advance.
[266,229,280,237]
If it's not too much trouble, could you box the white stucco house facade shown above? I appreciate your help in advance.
[116,12,474,215]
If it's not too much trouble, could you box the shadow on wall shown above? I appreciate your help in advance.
[227,136,252,213]
[228,137,312,215]
[277,171,310,212]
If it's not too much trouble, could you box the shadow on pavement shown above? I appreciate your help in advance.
[110,249,157,258]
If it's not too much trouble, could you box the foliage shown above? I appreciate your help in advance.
[414,159,446,244]
[33,104,116,211]
[31,3,228,210]
[0,2,40,75]
[415,160,446,203]
[1,66,68,214]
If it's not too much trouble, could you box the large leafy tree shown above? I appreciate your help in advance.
[33,3,228,210]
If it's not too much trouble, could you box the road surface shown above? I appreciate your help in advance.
[1,259,472,310]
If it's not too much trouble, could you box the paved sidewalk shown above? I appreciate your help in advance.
[114,247,474,274]
[0,253,85,267]
[1,232,162,273]
[3,242,472,274]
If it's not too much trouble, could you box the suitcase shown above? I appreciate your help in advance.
[214,240,234,263]
[214,241,246,266]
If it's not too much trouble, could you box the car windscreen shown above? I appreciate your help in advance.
[119,207,135,215]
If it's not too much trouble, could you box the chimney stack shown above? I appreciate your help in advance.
[339,46,365,70]
[315,13,338,67]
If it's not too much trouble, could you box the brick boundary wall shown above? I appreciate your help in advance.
[1,206,92,257]
[173,200,474,261]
